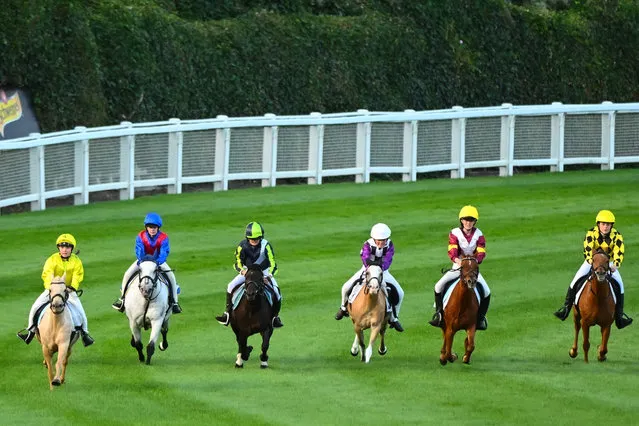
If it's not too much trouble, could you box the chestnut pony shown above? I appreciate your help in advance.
[569,249,615,363]
[347,265,390,363]
[37,276,80,389]
[230,264,274,368]
[439,256,479,365]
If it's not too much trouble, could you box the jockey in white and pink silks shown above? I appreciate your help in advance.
[334,223,405,332]
[428,205,491,331]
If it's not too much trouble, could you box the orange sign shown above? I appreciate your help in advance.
[0,90,23,137]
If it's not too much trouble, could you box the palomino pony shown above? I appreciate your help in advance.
[439,256,479,365]
[229,264,274,368]
[124,258,171,365]
[569,250,615,363]
[347,264,390,363]
[36,276,80,389]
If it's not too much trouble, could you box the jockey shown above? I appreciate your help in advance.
[215,221,283,328]
[112,212,182,314]
[428,206,491,330]
[17,234,95,347]
[334,223,405,332]
[554,210,632,329]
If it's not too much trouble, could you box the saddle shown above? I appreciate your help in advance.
[442,279,482,309]
[231,283,274,310]
[574,274,617,305]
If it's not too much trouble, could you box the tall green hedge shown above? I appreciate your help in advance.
[1,0,638,133]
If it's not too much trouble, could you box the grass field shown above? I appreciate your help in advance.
[1,169,638,425]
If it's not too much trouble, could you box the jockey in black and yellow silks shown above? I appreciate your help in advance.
[215,221,283,328]
[554,210,632,329]
[17,234,95,347]
[112,212,182,314]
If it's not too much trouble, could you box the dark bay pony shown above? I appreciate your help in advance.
[569,250,615,363]
[347,265,390,363]
[230,264,274,368]
[439,256,479,365]
[37,276,80,389]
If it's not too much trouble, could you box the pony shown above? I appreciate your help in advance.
[569,249,615,363]
[36,275,80,390]
[439,256,479,365]
[229,264,275,368]
[347,264,390,363]
[123,258,171,365]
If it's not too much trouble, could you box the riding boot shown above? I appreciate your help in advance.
[335,304,349,320]
[428,291,444,327]
[553,285,577,321]
[112,298,125,312]
[81,331,95,347]
[272,298,283,328]
[614,293,633,329]
[169,284,182,314]
[215,292,233,326]
[476,294,491,331]
[17,326,36,345]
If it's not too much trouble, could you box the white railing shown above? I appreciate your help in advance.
[1,102,639,212]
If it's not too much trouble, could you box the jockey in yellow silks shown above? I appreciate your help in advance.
[428,206,491,330]
[334,223,405,332]
[112,212,182,314]
[554,210,632,329]
[17,234,95,346]
[215,221,283,328]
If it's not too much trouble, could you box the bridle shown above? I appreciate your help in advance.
[460,257,478,288]
[364,266,382,294]
[138,262,161,301]
[48,281,69,314]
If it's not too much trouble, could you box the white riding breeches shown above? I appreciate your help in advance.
[27,289,89,332]
[226,268,281,300]
[570,260,624,293]
[121,261,179,302]
[340,266,404,318]
[434,265,490,297]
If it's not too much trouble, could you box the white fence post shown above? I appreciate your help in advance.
[601,101,615,171]
[308,112,323,185]
[402,109,417,182]
[119,121,134,200]
[74,127,89,205]
[262,113,277,188]
[550,102,565,172]
[451,106,465,179]
[500,103,515,177]
[28,134,44,211]
[356,109,371,183]
[167,118,183,194]
[214,115,229,191]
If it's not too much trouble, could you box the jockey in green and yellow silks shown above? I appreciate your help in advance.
[215,221,283,328]
[17,234,95,347]
[554,210,632,329]
[112,212,182,314]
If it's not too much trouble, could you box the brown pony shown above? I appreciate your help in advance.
[439,256,479,365]
[229,264,274,368]
[347,265,390,363]
[36,276,80,389]
[569,250,615,363]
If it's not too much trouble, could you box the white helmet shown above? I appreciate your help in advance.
[370,223,391,240]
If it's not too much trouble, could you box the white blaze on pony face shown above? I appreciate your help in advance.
[49,280,68,314]
[365,265,383,294]
[137,261,158,298]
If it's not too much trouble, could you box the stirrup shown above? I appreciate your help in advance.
[215,312,229,326]
[172,303,182,314]
[428,312,442,327]
[112,299,125,312]
[272,316,283,328]
[616,313,633,329]
[389,319,404,332]
[17,329,35,344]
[81,332,95,347]
[553,305,570,321]
[476,317,488,331]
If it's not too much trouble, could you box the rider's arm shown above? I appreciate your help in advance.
[156,234,169,265]
[381,241,394,271]
[447,232,460,263]
[69,255,84,290]
[264,241,277,276]
[234,243,245,273]
[41,254,56,289]
[611,230,624,268]
[475,231,486,264]
[583,228,596,264]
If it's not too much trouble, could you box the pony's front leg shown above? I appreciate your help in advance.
[42,347,55,390]
[357,329,366,362]
[159,320,170,352]
[365,325,381,363]
[56,344,72,385]
[145,319,164,365]
[130,323,144,363]
[440,329,456,365]
[597,325,610,362]
[462,328,476,364]
[350,334,360,357]
[235,333,252,368]
[259,328,273,369]
[569,310,581,359]
[581,322,591,363]
[378,326,387,356]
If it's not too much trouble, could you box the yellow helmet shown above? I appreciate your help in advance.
[459,205,479,220]
[245,222,264,239]
[56,233,76,248]
[595,210,615,223]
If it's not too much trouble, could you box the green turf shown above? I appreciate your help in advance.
[1,169,638,425]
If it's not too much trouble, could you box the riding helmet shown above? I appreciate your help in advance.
[245,222,264,239]
[144,212,163,228]
[370,223,391,240]
[459,205,479,220]
[595,210,615,224]
[56,233,77,248]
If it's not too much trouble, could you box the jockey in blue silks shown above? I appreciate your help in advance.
[112,212,182,314]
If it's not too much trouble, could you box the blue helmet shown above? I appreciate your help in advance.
[144,212,163,228]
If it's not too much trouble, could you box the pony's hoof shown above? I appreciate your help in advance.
[439,358,447,366]
[378,347,387,356]
[51,379,61,386]
[569,348,578,358]
[450,353,458,363]
[260,362,269,369]
[463,356,471,364]
[145,358,152,365]
[598,356,607,362]
[350,348,359,357]
[235,363,243,368]
[159,341,168,351]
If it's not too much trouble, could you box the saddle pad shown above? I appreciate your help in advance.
[37,303,82,329]
[575,280,616,305]
[232,285,273,310]
[348,283,392,313]
[443,280,481,309]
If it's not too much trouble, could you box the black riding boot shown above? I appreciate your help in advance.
[215,292,233,326]
[17,326,36,345]
[476,294,491,331]
[614,293,633,329]
[272,298,283,328]
[169,284,182,314]
[428,291,444,327]
[554,285,577,321]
